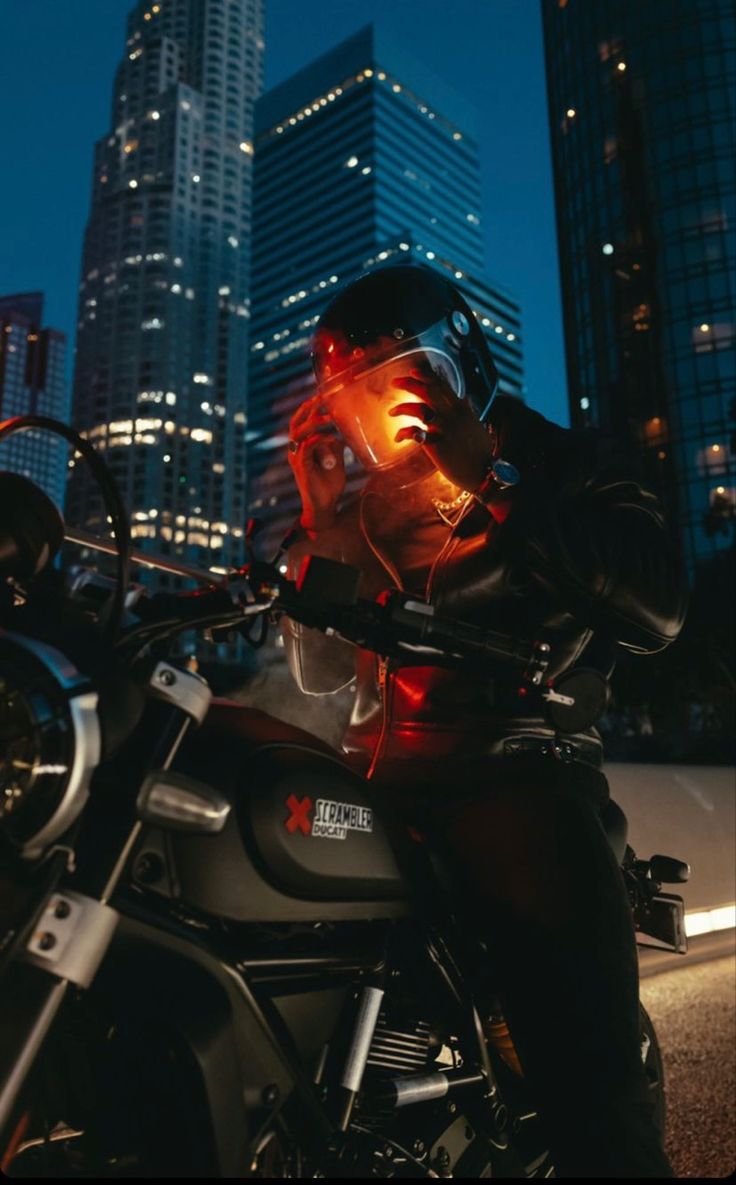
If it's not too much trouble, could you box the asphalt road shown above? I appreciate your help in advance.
[639,938,735,1179]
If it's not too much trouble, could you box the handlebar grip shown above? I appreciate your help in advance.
[389,598,549,680]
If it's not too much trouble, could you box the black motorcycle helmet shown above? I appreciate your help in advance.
[312,263,499,423]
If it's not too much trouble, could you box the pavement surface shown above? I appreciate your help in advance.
[640,942,736,1179]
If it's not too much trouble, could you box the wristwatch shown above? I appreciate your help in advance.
[472,457,521,506]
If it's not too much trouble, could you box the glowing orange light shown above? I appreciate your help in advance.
[394,670,433,710]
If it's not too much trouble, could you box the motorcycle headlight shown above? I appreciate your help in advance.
[0,631,100,858]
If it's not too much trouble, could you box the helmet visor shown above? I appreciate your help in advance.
[319,340,463,472]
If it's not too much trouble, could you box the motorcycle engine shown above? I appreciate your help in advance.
[335,999,500,1178]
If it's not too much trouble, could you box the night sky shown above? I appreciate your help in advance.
[0,0,568,426]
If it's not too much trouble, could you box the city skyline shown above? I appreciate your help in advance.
[0,0,568,430]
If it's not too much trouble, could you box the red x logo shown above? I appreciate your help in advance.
[285,794,313,835]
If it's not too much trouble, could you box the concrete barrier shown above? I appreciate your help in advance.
[605,763,736,914]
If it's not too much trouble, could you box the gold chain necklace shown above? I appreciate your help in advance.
[431,487,472,525]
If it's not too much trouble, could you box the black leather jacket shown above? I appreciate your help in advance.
[282,396,688,778]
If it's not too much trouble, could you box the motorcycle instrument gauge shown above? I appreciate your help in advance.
[0,631,100,858]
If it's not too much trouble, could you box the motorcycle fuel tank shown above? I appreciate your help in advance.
[246,744,407,901]
[135,709,411,923]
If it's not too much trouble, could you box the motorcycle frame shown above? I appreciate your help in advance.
[6,877,503,1178]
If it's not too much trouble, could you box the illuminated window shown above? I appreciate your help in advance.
[632,303,651,331]
[642,416,667,444]
[696,444,728,475]
[693,322,734,352]
[709,487,736,515]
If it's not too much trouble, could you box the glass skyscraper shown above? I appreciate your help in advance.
[542,0,735,570]
[0,292,69,510]
[247,25,524,558]
[69,0,264,582]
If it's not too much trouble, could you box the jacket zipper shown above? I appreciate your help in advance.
[365,653,390,780]
[363,496,475,780]
[365,526,459,782]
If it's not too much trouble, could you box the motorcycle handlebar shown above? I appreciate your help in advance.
[115,554,550,684]
[258,556,551,686]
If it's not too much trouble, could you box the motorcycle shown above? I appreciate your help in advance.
[0,415,690,1178]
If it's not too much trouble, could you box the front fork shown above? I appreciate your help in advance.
[0,662,212,1143]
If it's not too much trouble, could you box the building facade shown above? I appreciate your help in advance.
[248,25,524,558]
[69,0,264,583]
[0,292,69,509]
[542,0,735,569]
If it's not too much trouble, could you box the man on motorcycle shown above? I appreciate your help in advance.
[280,263,687,1177]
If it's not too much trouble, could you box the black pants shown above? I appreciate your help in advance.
[371,754,674,1178]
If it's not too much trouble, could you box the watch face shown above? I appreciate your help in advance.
[492,459,521,488]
